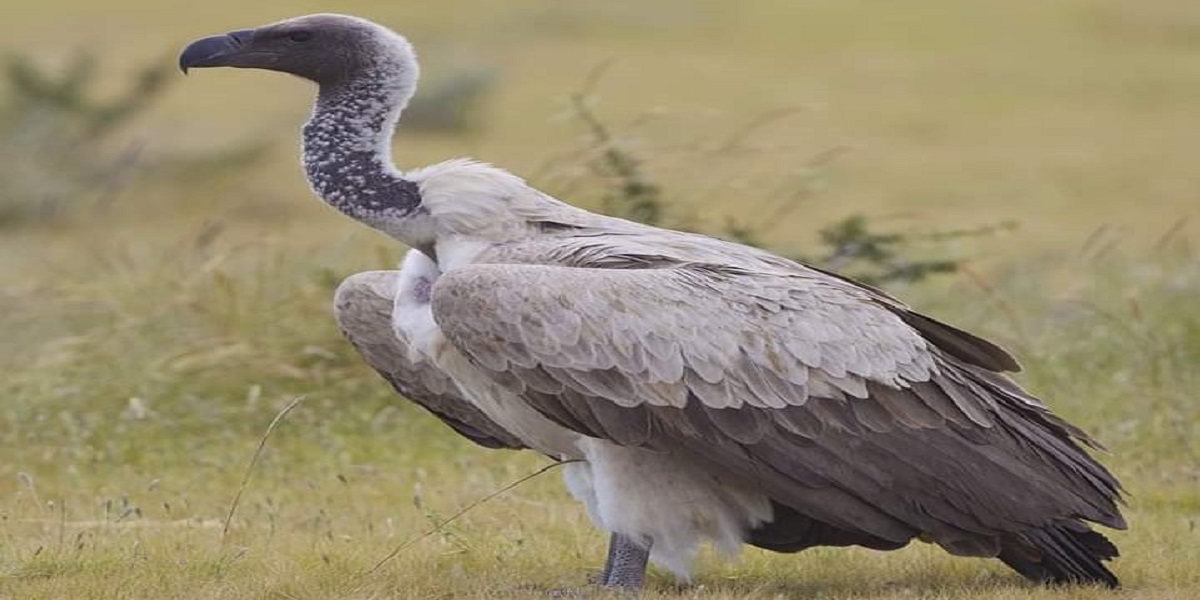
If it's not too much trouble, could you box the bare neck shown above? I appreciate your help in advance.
[302,68,421,231]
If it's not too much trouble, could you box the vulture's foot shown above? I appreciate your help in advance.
[547,533,650,596]
[598,532,650,590]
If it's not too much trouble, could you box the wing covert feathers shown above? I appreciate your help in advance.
[432,261,1124,550]
[893,309,1022,372]
[334,271,525,450]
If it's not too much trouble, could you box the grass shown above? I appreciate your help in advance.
[2,0,1199,598]
[4,232,1197,599]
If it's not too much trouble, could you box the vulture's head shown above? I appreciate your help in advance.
[178,13,415,87]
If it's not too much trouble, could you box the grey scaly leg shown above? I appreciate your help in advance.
[600,533,651,590]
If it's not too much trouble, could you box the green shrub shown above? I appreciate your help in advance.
[0,51,266,226]
[557,76,1010,285]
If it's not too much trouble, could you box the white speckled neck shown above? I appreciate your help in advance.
[301,39,421,233]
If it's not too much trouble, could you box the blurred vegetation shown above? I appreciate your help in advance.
[563,78,1011,286]
[0,47,991,286]
[0,52,162,224]
[0,51,499,227]
[0,51,269,226]
[403,64,497,133]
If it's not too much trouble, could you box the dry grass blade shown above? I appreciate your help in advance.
[358,459,582,579]
[220,395,306,544]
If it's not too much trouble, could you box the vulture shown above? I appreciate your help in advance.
[180,14,1125,592]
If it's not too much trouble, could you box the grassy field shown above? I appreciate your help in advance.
[2,1,1198,598]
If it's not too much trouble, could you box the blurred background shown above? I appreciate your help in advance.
[4,0,1197,244]
[1,1,1197,598]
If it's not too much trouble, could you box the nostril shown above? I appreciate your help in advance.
[226,29,255,46]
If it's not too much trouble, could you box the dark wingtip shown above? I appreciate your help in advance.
[1012,524,1121,589]
[896,310,1023,372]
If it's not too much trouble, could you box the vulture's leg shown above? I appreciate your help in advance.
[599,533,650,590]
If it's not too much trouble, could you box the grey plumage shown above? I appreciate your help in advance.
[334,271,525,450]
[432,237,1124,556]
[180,13,1125,591]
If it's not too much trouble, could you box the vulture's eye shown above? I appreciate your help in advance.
[287,30,314,43]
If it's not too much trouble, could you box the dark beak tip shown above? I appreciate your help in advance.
[178,33,240,74]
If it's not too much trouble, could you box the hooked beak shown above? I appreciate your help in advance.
[178,29,263,74]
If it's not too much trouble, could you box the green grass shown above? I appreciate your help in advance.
[2,1,1199,598]
[5,231,1198,599]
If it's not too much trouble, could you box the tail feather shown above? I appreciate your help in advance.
[999,524,1119,588]
[748,502,910,553]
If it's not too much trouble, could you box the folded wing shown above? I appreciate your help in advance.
[335,271,526,450]
[432,262,1123,546]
